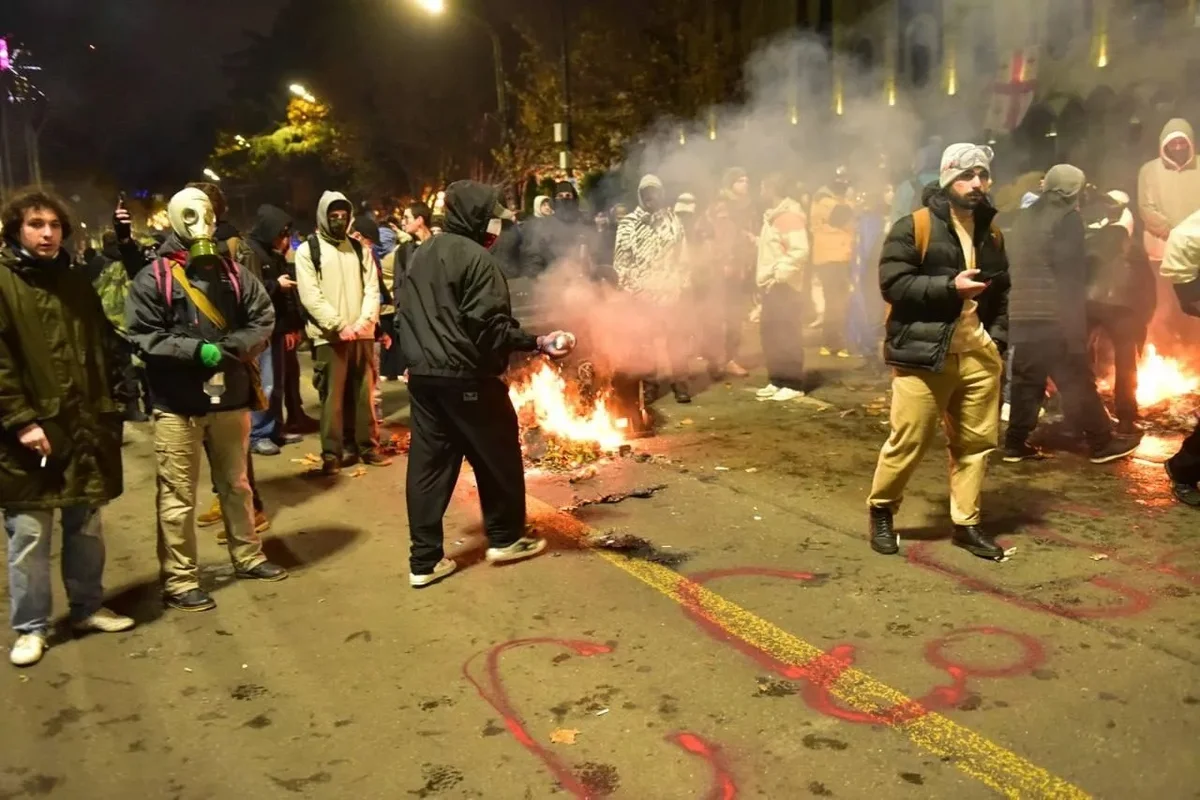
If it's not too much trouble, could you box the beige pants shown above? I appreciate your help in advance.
[153,410,266,594]
[868,346,1003,526]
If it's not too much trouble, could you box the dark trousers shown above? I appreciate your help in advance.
[406,378,525,573]
[269,333,307,426]
[205,440,263,513]
[1089,307,1140,426]
[313,340,379,459]
[1167,421,1200,485]
[701,276,748,368]
[1007,325,1113,449]
[379,316,405,379]
[761,283,805,391]
[814,263,850,351]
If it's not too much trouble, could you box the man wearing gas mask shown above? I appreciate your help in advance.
[398,180,572,588]
[295,191,384,476]
[126,188,286,613]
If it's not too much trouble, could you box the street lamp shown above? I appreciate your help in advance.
[288,83,317,103]
[203,168,221,182]
[415,0,445,12]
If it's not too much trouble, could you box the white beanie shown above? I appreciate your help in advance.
[939,143,994,188]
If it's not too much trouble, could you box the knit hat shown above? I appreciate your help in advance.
[351,214,380,244]
[939,143,994,188]
[674,192,697,215]
[1042,164,1086,200]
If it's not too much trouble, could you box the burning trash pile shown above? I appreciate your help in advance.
[508,362,627,471]
[1099,345,1200,433]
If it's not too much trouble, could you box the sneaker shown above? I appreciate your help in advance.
[73,608,135,634]
[321,456,342,476]
[819,347,833,357]
[486,537,549,564]
[1089,434,1141,464]
[197,499,223,528]
[1002,442,1047,463]
[235,562,289,582]
[672,383,692,404]
[251,439,281,457]
[409,558,458,588]
[836,350,851,358]
[724,361,749,378]
[10,633,47,667]
[869,506,898,555]
[165,589,216,613]
[361,451,394,467]
[1165,462,1200,507]
[341,453,361,468]
[756,384,780,398]
[275,433,304,446]
[1115,419,1142,436]
[770,387,805,401]
[1000,402,1011,423]
[952,525,1005,560]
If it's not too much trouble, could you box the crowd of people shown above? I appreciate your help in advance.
[2,115,1199,667]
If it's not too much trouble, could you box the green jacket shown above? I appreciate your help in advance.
[0,242,128,510]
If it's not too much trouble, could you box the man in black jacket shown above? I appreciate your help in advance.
[397,181,574,588]
[1004,166,1141,464]
[519,181,590,278]
[867,143,1010,560]
[126,187,287,612]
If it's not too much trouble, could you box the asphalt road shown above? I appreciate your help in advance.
[1,357,1197,800]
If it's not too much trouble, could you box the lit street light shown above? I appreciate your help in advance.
[203,168,221,182]
[415,0,445,12]
[288,83,317,103]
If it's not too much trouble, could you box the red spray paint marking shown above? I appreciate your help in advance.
[677,568,1044,725]
[906,541,1154,620]
[667,732,738,800]
[463,637,739,799]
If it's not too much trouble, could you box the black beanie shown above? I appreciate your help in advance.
[352,214,380,244]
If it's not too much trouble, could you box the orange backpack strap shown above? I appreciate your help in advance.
[913,207,931,263]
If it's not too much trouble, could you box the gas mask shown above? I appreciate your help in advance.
[168,187,220,267]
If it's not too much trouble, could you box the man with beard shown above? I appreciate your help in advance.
[126,188,287,612]
[398,181,572,587]
[2,189,136,665]
[520,181,588,277]
[1159,208,1200,507]
[295,191,387,475]
[867,144,1010,560]
[1003,165,1141,464]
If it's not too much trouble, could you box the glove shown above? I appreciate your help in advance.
[197,342,223,368]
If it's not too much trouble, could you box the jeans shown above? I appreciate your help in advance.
[250,344,277,444]
[760,283,805,391]
[5,506,105,634]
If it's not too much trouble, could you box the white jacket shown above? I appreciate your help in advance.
[296,191,380,345]
[756,198,809,290]
[1161,208,1200,285]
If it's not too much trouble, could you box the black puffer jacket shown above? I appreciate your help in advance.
[397,181,538,381]
[1006,194,1089,344]
[880,187,1010,373]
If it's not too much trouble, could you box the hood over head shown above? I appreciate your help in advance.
[674,192,697,216]
[638,174,664,208]
[249,204,293,247]
[352,213,381,244]
[533,195,553,218]
[317,191,353,239]
[1043,164,1086,201]
[443,180,510,243]
[552,180,580,222]
[1160,118,1196,170]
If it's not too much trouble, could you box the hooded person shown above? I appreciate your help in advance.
[397,180,573,587]
[237,204,312,451]
[1158,208,1200,506]
[1,188,137,665]
[125,187,286,613]
[754,173,810,402]
[1004,165,1140,465]
[519,181,588,278]
[808,168,857,357]
[613,174,691,403]
[294,190,387,475]
[533,195,553,218]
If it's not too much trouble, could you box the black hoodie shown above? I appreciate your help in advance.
[239,204,303,334]
[398,180,538,381]
[519,180,589,277]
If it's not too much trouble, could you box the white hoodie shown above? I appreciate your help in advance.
[1161,208,1200,286]
[296,191,380,345]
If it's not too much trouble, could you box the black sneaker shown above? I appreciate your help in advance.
[869,506,898,555]
[361,451,394,467]
[1165,462,1200,507]
[1116,419,1142,436]
[321,456,341,476]
[165,588,216,612]
[952,525,1004,560]
[235,562,289,582]
[341,452,361,468]
[1002,442,1047,463]
[672,383,692,404]
[1089,434,1141,464]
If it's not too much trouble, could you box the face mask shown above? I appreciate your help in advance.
[168,187,220,267]
[327,217,349,239]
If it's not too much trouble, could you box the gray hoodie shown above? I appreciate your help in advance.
[295,190,380,345]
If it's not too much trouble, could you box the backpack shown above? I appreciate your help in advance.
[306,234,393,308]
[912,207,1003,264]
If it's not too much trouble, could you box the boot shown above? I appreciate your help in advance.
[952,525,1004,560]
[672,382,692,404]
[869,506,898,555]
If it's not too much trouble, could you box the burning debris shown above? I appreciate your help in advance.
[1099,345,1200,433]
[560,484,669,513]
[585,528,692,568]
[509,362,627,471]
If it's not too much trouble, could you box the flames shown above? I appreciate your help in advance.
[508,362,626,452]
[1135,345,1200,408]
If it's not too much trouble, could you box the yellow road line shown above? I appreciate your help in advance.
[529,496,1090,799]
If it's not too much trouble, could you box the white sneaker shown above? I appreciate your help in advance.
[771,387,806,401]
[1001,402,1011,422]
[486,537,548,564]
[10,633,47,667]
[756,384,780,398]
[73,608,136,634]
[410,558,457,588]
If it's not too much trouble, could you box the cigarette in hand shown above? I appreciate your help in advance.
[39,455,47,468]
